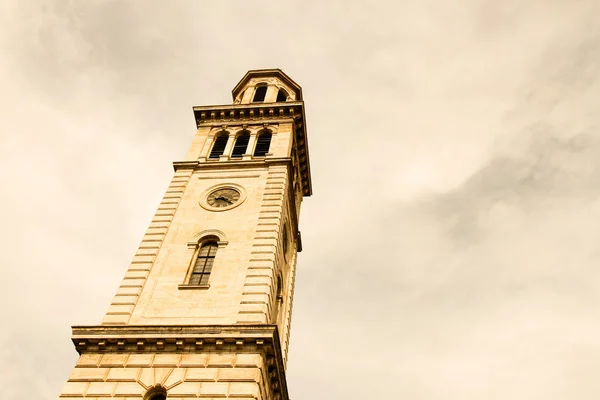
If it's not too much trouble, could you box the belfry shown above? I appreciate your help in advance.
[59,69,312,400]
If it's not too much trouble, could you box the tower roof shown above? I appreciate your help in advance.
[232,69,303,101]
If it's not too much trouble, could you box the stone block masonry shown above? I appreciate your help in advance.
[61,352,264,398]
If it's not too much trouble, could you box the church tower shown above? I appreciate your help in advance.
[59,69,312,400]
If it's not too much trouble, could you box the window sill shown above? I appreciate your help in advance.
[178,284,210,290]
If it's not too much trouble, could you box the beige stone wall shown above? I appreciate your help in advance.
[131,166,268,325]
[59,352,266,399]
[102,168,195,325]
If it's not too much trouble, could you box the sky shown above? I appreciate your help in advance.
[1,1,600,399]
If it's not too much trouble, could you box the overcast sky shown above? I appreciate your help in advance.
[2,1,600,399]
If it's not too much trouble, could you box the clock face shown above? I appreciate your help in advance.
[207,188,241,208]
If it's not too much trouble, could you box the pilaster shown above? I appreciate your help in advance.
[237,164,288,326]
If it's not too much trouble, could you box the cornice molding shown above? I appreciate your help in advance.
[172,161,197,170]
[71,324,289,400]
[192,101,303,126]
[174,157,293,171]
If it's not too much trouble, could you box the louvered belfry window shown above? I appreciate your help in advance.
[209,134,229,159]
[276,88,288,102]
[230,132,250,158]
[190,242,217,285]
[252,85,267,102]
[253,132,272,157]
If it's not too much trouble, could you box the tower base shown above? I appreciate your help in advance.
[59,325,288,400]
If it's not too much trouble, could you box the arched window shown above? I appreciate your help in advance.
[231,132,250,159]
[252,84,267,102]
[282,223,289,259]
[276,88,288,102]
[189,241,218,285]
[277,274,283,301]
[253,132,272,157]
[209,133,229,159]
[272,272,284,324]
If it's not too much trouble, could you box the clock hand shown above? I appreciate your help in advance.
[215,196,233,204]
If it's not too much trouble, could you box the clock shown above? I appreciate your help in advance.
[199,184,246,211]
[207,188,241,208]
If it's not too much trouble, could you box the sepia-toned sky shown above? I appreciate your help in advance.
[2,1,600,399]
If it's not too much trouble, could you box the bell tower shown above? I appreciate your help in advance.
[58,69,312,400]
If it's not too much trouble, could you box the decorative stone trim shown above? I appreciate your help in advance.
[194,104,298,126]
[188,229,228,246]
[171,161,197,170]
[72,325,278,353]
[177,284,210,290]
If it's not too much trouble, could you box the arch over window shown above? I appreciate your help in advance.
[276,88,288,102]
[144,386,167,400]
[231,131,250,158]
[252,84,267,102]
[253,132,272,157]
[189,229,227,245]
[189,240,218,286]
[209,133,229,159]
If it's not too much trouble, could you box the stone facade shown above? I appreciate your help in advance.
[59,70,312,399]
